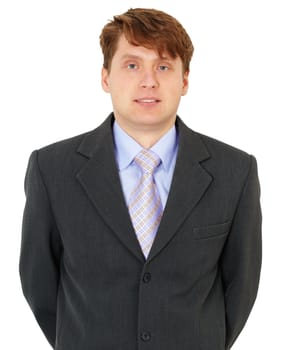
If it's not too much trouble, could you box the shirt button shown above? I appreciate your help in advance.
[143,272,151,283]
[140,331,151,342]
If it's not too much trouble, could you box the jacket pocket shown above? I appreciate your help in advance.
[193,221,231,240]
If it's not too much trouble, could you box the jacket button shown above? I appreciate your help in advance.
[143,272,151,283]
[140,331,151,342]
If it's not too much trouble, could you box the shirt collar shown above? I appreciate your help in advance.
[113,121,142,171]
[113,120,178,171]
[150,125,178,171]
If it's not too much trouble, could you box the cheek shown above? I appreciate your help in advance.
[108,77,126,94]
[167,82,185,98]
[113,77,135,94]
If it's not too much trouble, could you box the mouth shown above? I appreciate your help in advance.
[134,98,161,104]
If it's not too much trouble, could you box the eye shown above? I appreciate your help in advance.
[158,65,169,71]
[127,63,138,70]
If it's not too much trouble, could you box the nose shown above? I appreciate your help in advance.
[140,69,159,88]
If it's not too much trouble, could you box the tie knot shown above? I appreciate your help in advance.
[134,149,161,174]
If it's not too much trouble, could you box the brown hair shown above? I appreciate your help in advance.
[99,8,194,72]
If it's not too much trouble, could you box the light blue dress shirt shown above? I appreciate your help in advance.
[113,121,179,210]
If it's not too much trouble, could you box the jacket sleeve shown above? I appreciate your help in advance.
[221,155,262,349]
[19,150,62,348]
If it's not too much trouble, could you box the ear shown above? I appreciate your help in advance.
[101,67,110,93]
[181,70,189,96]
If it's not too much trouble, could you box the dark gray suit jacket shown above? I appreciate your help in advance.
[19,114,262,350]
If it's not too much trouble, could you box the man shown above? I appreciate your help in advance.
[19,8,262,350]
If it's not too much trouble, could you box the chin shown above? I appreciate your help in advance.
[135,115,163,125]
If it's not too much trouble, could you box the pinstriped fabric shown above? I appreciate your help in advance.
[128,149,163,258]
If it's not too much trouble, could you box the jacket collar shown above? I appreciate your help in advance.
[77,113,210,164]
[76,113,212,263]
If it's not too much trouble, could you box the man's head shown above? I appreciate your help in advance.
[100,8,194,74]
[100,8,194,145]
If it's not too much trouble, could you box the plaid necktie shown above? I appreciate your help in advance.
[128,149,163,258]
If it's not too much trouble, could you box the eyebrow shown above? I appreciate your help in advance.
[120,54,141,61]
[120,54,174,62]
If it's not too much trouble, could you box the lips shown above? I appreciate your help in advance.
[134,98,161,103]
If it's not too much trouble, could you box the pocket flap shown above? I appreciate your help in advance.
[193,221,231,240]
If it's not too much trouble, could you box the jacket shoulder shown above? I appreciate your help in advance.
[197,131,252,162]
[36,116,112,161]
[37,131,90,156]
[195,132,256,184]
[32,128,97,175]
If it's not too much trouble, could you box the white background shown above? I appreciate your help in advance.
[1,0,288,348]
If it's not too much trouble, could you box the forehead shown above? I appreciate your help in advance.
[113,35,175,62]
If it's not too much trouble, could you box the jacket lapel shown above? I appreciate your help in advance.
[76,115,145,263]
[147,118,213,262]
[76,115,213,264]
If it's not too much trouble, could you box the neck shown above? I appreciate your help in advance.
[132,132,164,149]
[115,119,176,149]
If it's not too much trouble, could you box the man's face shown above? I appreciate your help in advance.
[101,35,189,134]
